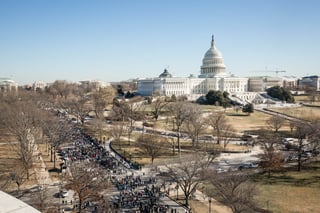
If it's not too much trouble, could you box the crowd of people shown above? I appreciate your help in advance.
[111,175,168,212]
[58,132,184,212]
[58,134,125,173]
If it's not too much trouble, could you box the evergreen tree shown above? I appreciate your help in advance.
[266,86,295,103]
[242,103,254,115]
[205,90,225,105]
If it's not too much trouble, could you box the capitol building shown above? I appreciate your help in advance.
[137,36,257,102]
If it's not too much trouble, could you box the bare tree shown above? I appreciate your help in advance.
[136,134,168,165]
[205,171,258,213]
[220,124,236,151]
[308,119,320,154]
[47,80,72,99]
[91,91,107,119]
[184,104,207,148]
[31,181,50,212]
[206,111,229,144]
[1,100,41,179]
[151,97,168,121]
[65,162,110,213]
[42,115,74,169]
[288,120,295,132]
[167,153,217,207]
[111,98,128,121]
[294,120,320,171]
[0,173,11,192]
[91,86,116,118]
[67,90,92,125]
[258,131,284,178]
[266,114,285,133]
[167,101,192,157]
[91,117,108,142]
[307,87,319,103]
[9,161,27,194]
[116,81,137,94]
[125,97,145,145]
[109,122,125,149]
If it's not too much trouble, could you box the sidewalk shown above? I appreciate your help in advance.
[33,144,53,186]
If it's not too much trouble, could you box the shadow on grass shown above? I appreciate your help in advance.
[253,174,296,185]
[253,163,320,187]
[48,168,61,173]
[227,113,249,117]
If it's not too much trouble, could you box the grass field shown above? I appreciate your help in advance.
[294,95,320,104]
[270,106,320,121]
[294,95,311,102]
[254,163,320,213]
[145,106,273,134]
[225,109,272,132]
[0,143,38,191]
[0,143,17,174]
[0,130,61,191]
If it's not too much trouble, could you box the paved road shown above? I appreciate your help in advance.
[212,145,263,172]
[105,140,190,212]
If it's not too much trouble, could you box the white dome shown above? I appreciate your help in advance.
[200,35,227,78]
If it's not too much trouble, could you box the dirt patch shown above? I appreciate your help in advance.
[189,199,231,213]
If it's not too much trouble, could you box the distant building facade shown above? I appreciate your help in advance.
[248,76,283,92]
[137,36,254,102]
[0,78,18,92]
[33,81,48,91]
[282,76,299,89]
[299,75,320,91]
[79,80,110,90]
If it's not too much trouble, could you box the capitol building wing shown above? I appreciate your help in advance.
[137,36,254,102]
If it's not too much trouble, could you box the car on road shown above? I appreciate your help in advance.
[238,163,256,170]
[215,167,226,173]
[60,189,68,198]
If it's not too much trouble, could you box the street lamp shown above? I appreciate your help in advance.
[209,198,212,213]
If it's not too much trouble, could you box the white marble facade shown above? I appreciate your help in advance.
[137,36,254,101]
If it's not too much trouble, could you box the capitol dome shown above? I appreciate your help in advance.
[159,69,172,78]
[200,35,227,78]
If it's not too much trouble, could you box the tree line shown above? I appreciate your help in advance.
[1,80,319,212]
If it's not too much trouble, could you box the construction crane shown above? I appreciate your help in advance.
[255,70,286,77]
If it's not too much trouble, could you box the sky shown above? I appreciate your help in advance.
[1,0,320,85]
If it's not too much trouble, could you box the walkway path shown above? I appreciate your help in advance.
[32,144,53,186]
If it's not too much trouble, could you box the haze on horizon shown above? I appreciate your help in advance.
[1,0,320,85]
